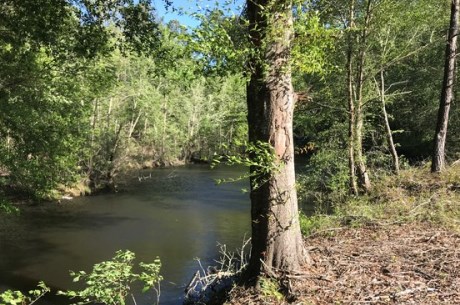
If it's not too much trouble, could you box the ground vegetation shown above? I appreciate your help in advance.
[223,165,460,304]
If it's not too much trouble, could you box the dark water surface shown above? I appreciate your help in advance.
[0,165,251,305]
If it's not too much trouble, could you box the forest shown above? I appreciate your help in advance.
[1,0,459,304]
[0,0,456,199]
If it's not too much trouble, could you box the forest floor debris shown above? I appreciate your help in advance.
[225,223,459,305]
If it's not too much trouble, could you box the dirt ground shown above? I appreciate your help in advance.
[225,223,459,304]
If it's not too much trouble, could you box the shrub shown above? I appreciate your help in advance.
[58,250,162,305]
[0,282,49,305]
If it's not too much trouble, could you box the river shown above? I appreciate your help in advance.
[0,165,251,305]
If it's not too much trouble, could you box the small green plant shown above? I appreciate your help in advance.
[299,213,339,236]
[58,250,162,305]
[0,281,49,305]
[259,277,283,302]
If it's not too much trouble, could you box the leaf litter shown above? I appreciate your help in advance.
[225,223,459,305]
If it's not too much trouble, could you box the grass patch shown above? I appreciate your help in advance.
[300,164,460,236]
[258,277,284,302]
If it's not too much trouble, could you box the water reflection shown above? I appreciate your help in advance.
[0,165,251,305]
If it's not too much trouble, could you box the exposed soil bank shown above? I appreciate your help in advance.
[225,223,459,304]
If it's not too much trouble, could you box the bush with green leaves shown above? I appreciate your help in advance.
[212,140,281,191]
[0,197,19,215]
[58,250,162,305]
[297,148,349,202]
[0,281,49,305]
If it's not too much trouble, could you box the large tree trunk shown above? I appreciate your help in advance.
[246,0,306,279]
[432,0,459,173]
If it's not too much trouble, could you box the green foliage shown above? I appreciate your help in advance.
[292,0,450,190]
[189,8,249,75]
[297,146,349,209]
[0,251,162,305]
[306,149,349,193]
[0,46,87,199]
[299,213,335,236]
[0,0,452,206]
[213,140,281,190]
[187,1,337,77]
[0,0,162,198]
[85,46,247,172]
[292,6,337,75]
[0,197,19,215]
[0,281,49,305]
[259,277,283,302]
[0,6,248,196]
[298,165,460,237]
[58,250,162,305]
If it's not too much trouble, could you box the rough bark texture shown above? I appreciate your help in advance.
[246,0,306,279]
[432,0,459,173]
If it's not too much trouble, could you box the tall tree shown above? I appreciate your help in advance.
[432,0,459,173]
[246,0,306,279]
[341,0,373,194]
[346,0,359,194]
[353,0,373,192]
[376,69,400,175]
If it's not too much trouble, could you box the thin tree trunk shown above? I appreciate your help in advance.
[143,118,148,138]
[246,0,306,280]
[229,121,234,148]
[355,0,372,193]
[88,98,99,175]
[432,0,459,173]
[107,97,113,131]
[378,70,400,174]
[347,0,358,195]
[161,95,168,160]
[128,110,142,139]
[106,123,123,188]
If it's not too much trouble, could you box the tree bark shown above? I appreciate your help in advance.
[431,0,459,173]
[378,70,400,175]
[347,0,358,195]
[161,95,168,160]
[246,0,307,280]
[354,0,372,193]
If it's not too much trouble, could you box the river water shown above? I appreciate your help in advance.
[0,165,251,305]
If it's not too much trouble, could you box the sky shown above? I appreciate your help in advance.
[152,0,245,28]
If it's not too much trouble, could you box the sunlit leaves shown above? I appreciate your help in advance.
[0,197,19,215]
[58,250,162,305]
[213,140,282,190]
[189,9,249,75]
[74,0,161,55]
[292,5,337,75]
[186,1,336,77]
[0,0,162,199]
[0,281,50,305]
